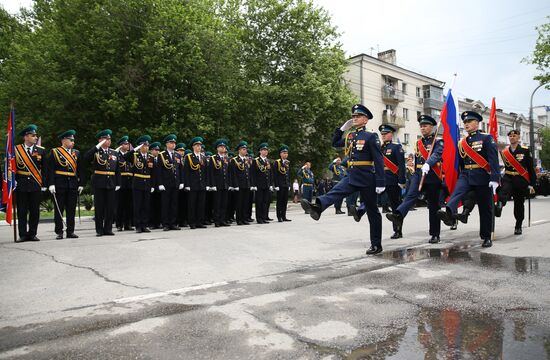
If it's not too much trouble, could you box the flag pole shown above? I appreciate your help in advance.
[10,102,18,243]
[13,192,17,243]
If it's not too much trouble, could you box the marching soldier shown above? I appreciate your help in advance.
[328,157,346,214]
[297,161,315,212]
[438,111,500,248]
[115,136,134,231]
[386,115,443,242]
[47,130,83,239]
[84,129,120,236]
[301,104,385,255]
[229,141,252,225]
[209,139,231,227]
[251,143,273,224]
[273,144,291,222]
[495,129,536,235]
[148,142,162,229]
[15,124,47,242]
[157,134,184,231]
[183,137,208,229]
[175,143,188,227]
[123,135,154,233]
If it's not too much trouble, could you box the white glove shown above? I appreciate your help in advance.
[115,146,121,152]
[375,187,385,194]
[251,186,257,191]
[206,186,211,191]
[528,185,535,194]
[48,185,56,194]
[340,118,354,131]
[211,186,217,191]
[150,187,155,193]
[228,187,234,191]
[234,187,240,191]
[275,187,280,191]
[158,185,166,191]
[489,181,499,195]
[185,186,190,191]
[96,139,107,149]
[398,183,406,189]
[78,186,83,194]
[41,187,47,192]
[115,185,121,191]
[179,184,184,190]
[288,187,291,191]
[421,163,430,175]
[269,186,274,192]
[134,143,143,151]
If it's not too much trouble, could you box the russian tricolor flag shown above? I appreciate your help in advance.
[441,89,460,196]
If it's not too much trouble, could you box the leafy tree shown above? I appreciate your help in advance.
[539,127,550,170]
[526,17,550,86]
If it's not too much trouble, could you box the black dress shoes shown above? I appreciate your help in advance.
[142,227,151,233]
[66,233,79,238]
[335,209,345,215]
[104,232,115,236]
[56,233,64,240]
[169,225,181,230]
[390,232,402,239]
[301,199,321,221]
[514,227,522,235]
[366,246,383,255]
[482,238,492,248]
[429,235,440,244]
[136,228,143,233]
[348,206,361,223]
[163,226,171,231]
[283,218,292,222]
[28,236,40,241]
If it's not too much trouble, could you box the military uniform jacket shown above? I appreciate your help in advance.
[15,144,47,192]
[251,157,273,189]
[208,154,230,190]
[382,141,406,186]
[414,135,443,185]
[229,156,250,189]
[328,163,346,183]
[47,147,83,190]
[84,146,120,189]
[332,127,384,187]
[183,153,207,191]
[117,151,133,189]
[156,150,184,189]
[297,167,315,185]
[123,150,155,190]
[273,159,290,188]
[502,145,536,187]
[458,130,500,185]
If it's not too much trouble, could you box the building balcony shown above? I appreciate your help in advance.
[423,97,444,111]
[382,110,406,129]
[381,85,404,102]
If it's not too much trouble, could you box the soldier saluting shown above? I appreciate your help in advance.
[47,130,84,239]
[15,124,47,242]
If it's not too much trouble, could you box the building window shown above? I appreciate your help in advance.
[416,111,421,120]
[402,83,407,94]
[403,108,409,120]
[416,87,421,97]
[404,133,410,144]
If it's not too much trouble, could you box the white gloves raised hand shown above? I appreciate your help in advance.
[421,163,430,175]
[134,143,143,151]
[340,118,354,131]
[48,185,56,194]
[96,139,107,149]
[158,185,166,191]
[489,181,499,195]
[398,183,406,189]
[375,187,385,194]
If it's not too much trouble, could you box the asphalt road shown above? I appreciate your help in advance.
[1,197,549,359]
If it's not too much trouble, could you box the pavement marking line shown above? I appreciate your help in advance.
[113,281,229,304]
[531,219,549,225]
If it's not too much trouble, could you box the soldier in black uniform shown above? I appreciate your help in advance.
[251,143,273,224]
[84,129,121,236]
[204,150,215,225]
[122,135,154,233]
[175,143,188,227]
[183,137,208,229]
[148,142,162,229]
[226,150,237,223]
[115,136,134,231]
[47,130,84,239]
[157,134,184,231]
[229,141,251,225]
[273,144,292,222]
[495,129,536,235]
[208,139,231,227]
[14,124,47,242]
[246,149,255,222]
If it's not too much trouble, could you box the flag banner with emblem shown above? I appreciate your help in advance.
[2,109,17,224]
[489,97,498,142]
[441,88,460,196]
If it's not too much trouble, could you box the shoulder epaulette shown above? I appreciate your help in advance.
[521,145,529,149]
[160,151,166,154]
[36,145,45,149]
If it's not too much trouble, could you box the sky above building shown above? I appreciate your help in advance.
[2,0,549,116]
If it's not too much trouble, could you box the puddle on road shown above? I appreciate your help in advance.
[382,245,550,276]
[347,307,550,360]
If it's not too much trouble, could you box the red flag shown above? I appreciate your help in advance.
[489,97,498,142]
[2,109,16,224]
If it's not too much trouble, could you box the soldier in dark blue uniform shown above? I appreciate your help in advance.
[301,104,385,255]
[183,137,208,229]
[328,157,346,214]
[229,141,252,225]
[204,150,215,225]
[438,111,500,247]
[47,130,84,239]
[209,139,231,227]
[148,142,162,229]
[297,161,315,209]
[157,134,184,231]
[273,144,292,222]
[496,130,536,234]
[175,143,188,227]
[115,135,134,231]
[385,115,443,243]
[251,143,273,224]
[84,129,121,236]
[15,124,47,242]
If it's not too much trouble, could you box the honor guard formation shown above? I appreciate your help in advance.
[8,102,540,256]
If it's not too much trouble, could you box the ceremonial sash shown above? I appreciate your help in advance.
[55,147,77,173]
[502,146,530,182]
[383,156,399,175]
[416,139,442,179]
[15,144,43,186]
[459,138,490,173]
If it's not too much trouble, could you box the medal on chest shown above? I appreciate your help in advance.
[355,139,365,151]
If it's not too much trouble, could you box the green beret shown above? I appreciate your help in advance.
[18,124,37,137]
[117,135,129,145]
[136,135,151,145]
[149,141,161,150]
[163,134,177,143]
[95,129,112,139]
[190,136,204,146]
[258,142,269,151]
[235,140,248,151]
[279,144,289,153]
[184,149,192,155]
[214,138,228,148]
[175,143,186,150]
[205,151,213,157]
[58,129,76,140]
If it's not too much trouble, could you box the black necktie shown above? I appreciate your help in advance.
[27,147,32,157]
